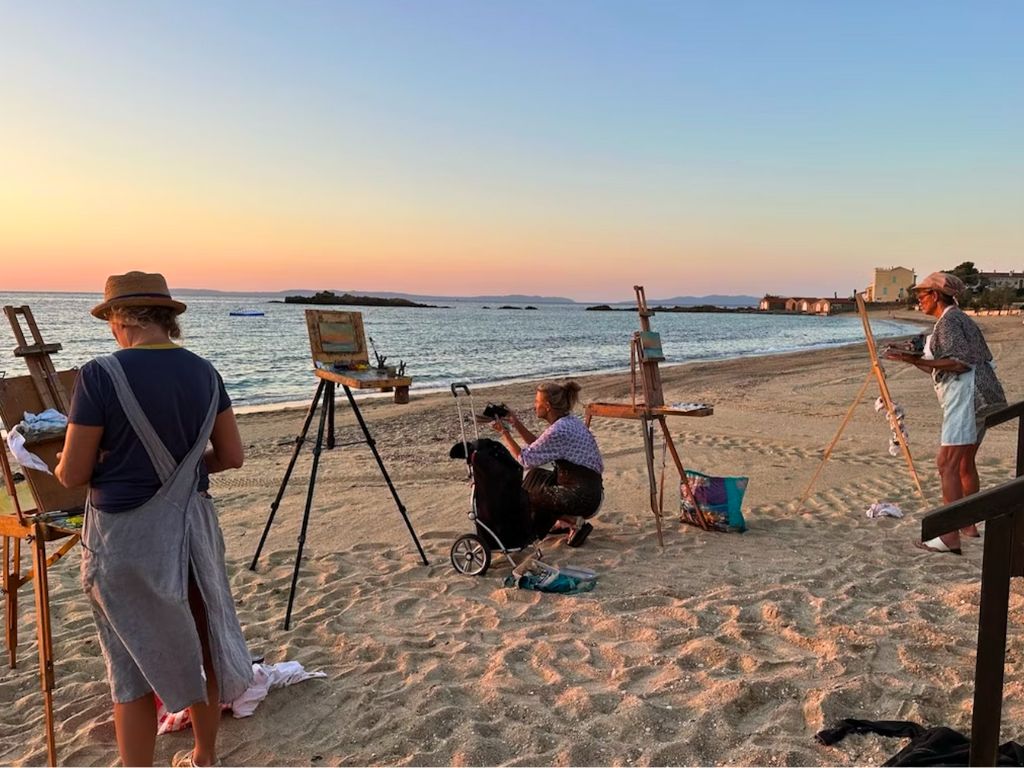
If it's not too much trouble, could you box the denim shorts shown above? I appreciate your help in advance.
[936,368,979,446]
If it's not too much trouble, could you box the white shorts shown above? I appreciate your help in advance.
[936,368,979,446]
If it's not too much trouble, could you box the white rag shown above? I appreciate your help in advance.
[867,502,904,519]
[155,661,326,734]
[6,425,51,474]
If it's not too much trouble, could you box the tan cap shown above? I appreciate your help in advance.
[913,271,966,298]
[91,271,187,319]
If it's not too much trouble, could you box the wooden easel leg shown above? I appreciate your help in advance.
[858,292,927,501]
[871,363,928,502]
[658,417,713,531]
[799,369,874,509]
[4,536,19,668]
[250,379,326,571]
[30,526,57,766]
[640,417,664,547]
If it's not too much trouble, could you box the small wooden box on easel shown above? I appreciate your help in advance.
[584,286,715,546]
[0,305,86,767]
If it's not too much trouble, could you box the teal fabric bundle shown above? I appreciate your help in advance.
[505,563,598,593]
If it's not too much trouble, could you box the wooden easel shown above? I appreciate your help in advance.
[250,310,427,629]
[799,292,926,508]
[585,287,715,546]
[0,305,85,767]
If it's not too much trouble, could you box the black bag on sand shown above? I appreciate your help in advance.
[815,718,1024,766]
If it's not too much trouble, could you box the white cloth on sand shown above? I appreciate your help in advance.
[866,502,903,519]
[156,661,327,734]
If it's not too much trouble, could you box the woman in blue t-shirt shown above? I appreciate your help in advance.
[492,380,603,547]
[56,271,251,768]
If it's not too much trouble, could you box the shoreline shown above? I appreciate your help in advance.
[233,313,929,416]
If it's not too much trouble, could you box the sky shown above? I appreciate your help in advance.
[1,1,1022,302]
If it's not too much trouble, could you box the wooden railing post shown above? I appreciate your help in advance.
[970,513,1014,766]
[921,411,1024,768]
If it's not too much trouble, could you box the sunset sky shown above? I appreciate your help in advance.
[1,2,1021,301]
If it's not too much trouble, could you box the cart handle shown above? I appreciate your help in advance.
[451,383,471,397]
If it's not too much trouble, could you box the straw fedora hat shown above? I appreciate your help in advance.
[91,271,188,319]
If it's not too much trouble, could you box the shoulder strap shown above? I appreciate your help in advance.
[94,354,178,483]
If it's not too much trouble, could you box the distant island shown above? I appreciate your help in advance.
[283,291,438,308]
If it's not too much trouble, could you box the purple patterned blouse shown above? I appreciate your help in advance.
[518,414,604,474]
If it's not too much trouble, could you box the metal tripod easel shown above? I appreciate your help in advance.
[249,370,428,629]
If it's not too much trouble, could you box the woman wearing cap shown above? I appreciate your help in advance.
[885,271,1007,555]
[492,380,603,547]
[55,272,252,767]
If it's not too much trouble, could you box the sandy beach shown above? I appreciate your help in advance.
[3,311,1023,767]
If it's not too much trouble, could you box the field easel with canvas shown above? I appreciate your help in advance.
[0,305,86,767]
[584,286,715,546]
[250,310,428,630]
[799,292,927,508]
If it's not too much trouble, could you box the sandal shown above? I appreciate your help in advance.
[566,522,593,548]
[172,750,222,767]
[914,537,962,556]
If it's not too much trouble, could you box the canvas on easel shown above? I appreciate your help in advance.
[0,305,85,767]
[585,286,715,546]
[305,310,412,403]
[799,292,927,508]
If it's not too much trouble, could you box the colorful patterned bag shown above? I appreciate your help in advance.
[680,470,748,533]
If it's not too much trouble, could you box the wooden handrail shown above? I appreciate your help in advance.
[984,400,1024,429]
[921,476,1024,540]
[984,400,1024,479]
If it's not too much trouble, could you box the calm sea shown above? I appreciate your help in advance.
[0,292,921,409]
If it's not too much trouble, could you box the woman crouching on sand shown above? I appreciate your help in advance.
[56,271,252,767]
[492,380,603,547]
[885,271,1006,555]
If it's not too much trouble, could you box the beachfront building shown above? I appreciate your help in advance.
[866,266,915,302]
[759,295,788,311]
[759,296,856,315]
[813,297,856,314]
[980,270,1024,292]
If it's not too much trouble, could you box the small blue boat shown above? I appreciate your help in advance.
[229,309,265,317]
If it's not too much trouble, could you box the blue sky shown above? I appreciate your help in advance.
[1,1,1021,300]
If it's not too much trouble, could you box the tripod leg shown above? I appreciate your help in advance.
[341,385,429,565]
[327,382,336,450]
[250,379,326,571]
[284,390,331,630]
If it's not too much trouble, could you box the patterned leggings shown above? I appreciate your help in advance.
[523,460,603,539]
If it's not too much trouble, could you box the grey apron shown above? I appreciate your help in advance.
[81,354,252,712]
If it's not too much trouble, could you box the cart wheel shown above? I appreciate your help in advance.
[450,534,491,576]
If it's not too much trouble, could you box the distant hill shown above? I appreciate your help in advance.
[173,287,758,307]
